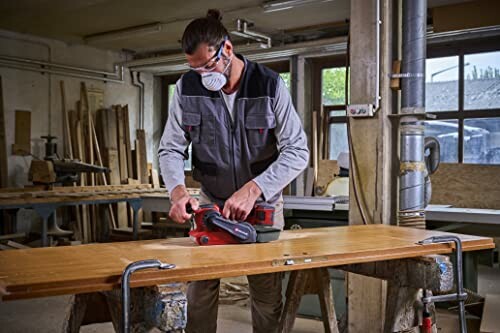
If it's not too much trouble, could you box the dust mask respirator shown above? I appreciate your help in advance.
[201,55,233,91]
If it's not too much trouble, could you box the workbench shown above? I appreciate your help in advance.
[0,225,493,301]
[0,186,167,246]
[0,225,494,332]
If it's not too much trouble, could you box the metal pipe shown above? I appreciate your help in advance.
[232,19,272,49]
[0,61,125,83]
[0,35,53,136]
[399,0,427,226]
[137,72,145,129]
[0,54,123,78]
[374,0,381,110]
[121,259,175,333]
[131,71,144,129]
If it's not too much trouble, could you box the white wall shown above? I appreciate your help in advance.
[0,29,155,187]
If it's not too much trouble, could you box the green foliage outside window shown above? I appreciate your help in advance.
[322,67,348,105]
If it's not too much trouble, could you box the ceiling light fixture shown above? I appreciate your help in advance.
[84,23,162,44]
[262,0,334,13]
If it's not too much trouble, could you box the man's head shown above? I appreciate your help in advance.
[182,9,235,91]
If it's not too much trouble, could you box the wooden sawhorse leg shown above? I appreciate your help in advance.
[279,267,339,333]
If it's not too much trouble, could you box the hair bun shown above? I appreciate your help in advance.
[206,9,222,21]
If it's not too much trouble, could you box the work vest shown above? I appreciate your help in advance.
[179,55,280,205]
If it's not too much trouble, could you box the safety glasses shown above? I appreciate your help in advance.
[188,37,227,73]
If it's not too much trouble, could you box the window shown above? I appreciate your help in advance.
[313,58,350,161]
[425,49,500,164]
[464,51,500,110]
[424,120,459,163]
[426,56,459,112]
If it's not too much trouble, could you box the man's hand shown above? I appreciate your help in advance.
[223,180,262,221]
[169,185,199,224]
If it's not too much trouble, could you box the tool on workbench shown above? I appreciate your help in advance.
[28,135,109,185]
[121,259,176,333]
[187,203,280,246]
[418,235,467,333]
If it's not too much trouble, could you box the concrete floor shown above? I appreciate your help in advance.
[0,297,323,333]
[1,265,498,333]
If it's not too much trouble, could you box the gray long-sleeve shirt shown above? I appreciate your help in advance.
[159,69,309,203]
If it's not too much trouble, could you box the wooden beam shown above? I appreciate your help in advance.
[123,105,134,180]
[116,106,128,183]
[136,129,149,184]
[90,118,117,230]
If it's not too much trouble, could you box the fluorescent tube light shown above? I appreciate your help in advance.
[262,0,334,13]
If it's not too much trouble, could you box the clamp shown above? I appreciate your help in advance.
[121,259,175,333]
[418,236,468,333]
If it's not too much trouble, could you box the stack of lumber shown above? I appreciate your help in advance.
[60,81,162,243]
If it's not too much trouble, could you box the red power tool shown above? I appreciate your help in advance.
[188,203,280,246]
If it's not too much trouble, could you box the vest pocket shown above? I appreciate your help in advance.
[182,112,201,143]
[245,114,277,147]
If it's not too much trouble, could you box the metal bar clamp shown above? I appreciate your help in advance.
[418,236,467,333]
[121,259,175,333]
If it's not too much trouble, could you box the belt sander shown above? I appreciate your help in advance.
[188,204,280,246]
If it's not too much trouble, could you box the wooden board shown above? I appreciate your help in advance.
[136,129,149,184]
[0,76,8,188]
[432,0,500,33]
[430,163,500,210]
[106,149,127,229]
[12,110,31,156]
[123,105,134,180]
[0,225,493,301]
[116,106,128,183]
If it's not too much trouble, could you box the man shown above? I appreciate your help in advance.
[158,9,309,333]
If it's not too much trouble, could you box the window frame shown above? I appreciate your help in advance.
[312,36,500,163]
[427,36,500,163]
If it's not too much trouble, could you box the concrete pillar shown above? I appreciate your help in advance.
[347,0,396,331]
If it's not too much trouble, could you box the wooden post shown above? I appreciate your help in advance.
[280,268,339,333]
[0,76,8,188]
[348,0,396,331]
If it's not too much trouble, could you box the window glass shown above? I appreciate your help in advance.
[322,67,348,106]
[424,120,459,163]
[279,72,291,91]
[464,51,500,110]
[425,56,459,112]
[464,118,500,164]
[329,123,349,160]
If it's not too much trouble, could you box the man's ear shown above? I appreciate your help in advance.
[223,40,233,57]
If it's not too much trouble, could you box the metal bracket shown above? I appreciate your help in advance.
[418,236,467,333]
[121,259,175,333]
